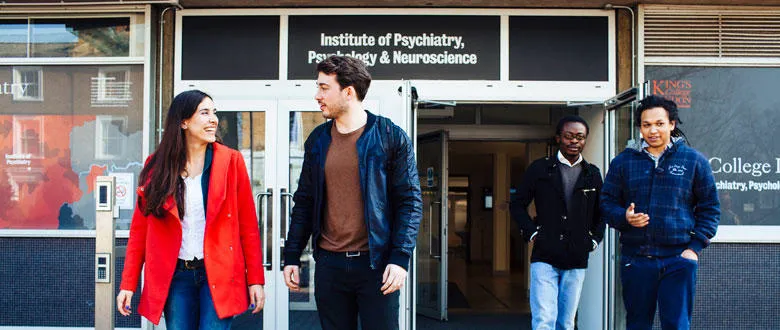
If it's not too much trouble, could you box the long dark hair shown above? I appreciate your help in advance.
[635,95,689,144]
[139,90,211,218]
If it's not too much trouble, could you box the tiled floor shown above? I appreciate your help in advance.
[417,313,532,330]
[234,254,532,330]
[447,255,531,314]
[417,254,533,329]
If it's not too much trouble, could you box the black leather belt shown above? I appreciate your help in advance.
[321,249,368,258]
[177,258,204,270]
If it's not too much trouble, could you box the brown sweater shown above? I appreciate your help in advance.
[318,123,369,252]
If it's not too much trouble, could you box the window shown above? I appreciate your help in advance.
[31,18,131,57]
[95,115,127,160]
[0,65,144,230]
[12,116,44,158]
[12,67,43,101]
[0,19,28,57]
[1,16,143,58]
[93,67,131,107]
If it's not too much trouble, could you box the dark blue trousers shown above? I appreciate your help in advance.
[314,249,400,330]
[620,254,698,330]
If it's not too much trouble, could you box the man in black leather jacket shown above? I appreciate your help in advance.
[283,55,423,330]
[510,116,604,330]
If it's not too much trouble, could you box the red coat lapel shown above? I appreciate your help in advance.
[163,195,179,219]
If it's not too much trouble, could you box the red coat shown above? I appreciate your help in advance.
[120,143,264,324]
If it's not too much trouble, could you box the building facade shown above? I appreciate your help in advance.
[0,1,778,329]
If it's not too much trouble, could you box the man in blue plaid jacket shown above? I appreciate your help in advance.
[600,95,720,330]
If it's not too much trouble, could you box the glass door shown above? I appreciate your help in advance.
[603,87,639,330]
[276,100,328,330]
[207,100,278,330]
[415,130,449,321]
[213,98,327,330]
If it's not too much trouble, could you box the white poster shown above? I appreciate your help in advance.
[111,172,135,211]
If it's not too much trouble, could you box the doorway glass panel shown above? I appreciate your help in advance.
[215,111,267,329]
[614,103,635,152]
[416,131,448,321]
[287,111,327,329]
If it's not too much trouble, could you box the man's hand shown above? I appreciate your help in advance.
[626,203,650,228]
[248,284,265,314]
[283,265,300,291]
[381,264,407,295]
[681,249,699,261]
[116,290,133,316]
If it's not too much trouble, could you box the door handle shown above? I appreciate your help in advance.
[256,188,273,270]
[430,200,442,259]
[280,188,294,268]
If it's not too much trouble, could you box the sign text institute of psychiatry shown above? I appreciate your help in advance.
[288,15,501,80]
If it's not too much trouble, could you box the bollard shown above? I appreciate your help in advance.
[95,176,117,330]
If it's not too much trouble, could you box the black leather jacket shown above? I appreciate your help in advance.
[284,111,423,270]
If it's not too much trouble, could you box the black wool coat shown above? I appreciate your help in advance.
[510,155,605,269]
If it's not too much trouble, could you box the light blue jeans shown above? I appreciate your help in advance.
[529,262,587,330]
[163,267,233,330]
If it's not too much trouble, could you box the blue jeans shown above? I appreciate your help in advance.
[314,249,400,330]
[620,254,697,330]
[163,266,233,330]
[529,262,587,330]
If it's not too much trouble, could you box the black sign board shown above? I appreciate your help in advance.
[182,16,280,80]
[509,16,608,81]
[646,66,780,226]
[287,15,500,80]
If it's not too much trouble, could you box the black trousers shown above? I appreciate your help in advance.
[314,249,400,330]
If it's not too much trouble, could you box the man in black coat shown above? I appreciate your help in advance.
[510,115,605,330]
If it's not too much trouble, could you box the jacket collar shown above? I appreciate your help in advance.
[316,110,377,165]
[137,142,228,221]
[546,153,592,173]
[557,151,583,167]
[628,136,685,154]
[203,143,213,173]
[205,142,228,224]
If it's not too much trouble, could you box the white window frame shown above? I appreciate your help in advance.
[12,66,43,101]
[94,66,132,106]
[174,8,616,103]
[0,11,146,63]
[0,6,153,241]
[95,115,128,160]
[12,115,44,159]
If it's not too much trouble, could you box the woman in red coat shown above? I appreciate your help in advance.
[116,90,265,329]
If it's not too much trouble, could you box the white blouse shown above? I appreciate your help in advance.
[178,173,206,260]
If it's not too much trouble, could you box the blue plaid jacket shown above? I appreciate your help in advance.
[600,139,720,257]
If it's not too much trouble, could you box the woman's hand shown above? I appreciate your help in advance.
[248,284,265,314]
[116,290,134,316]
